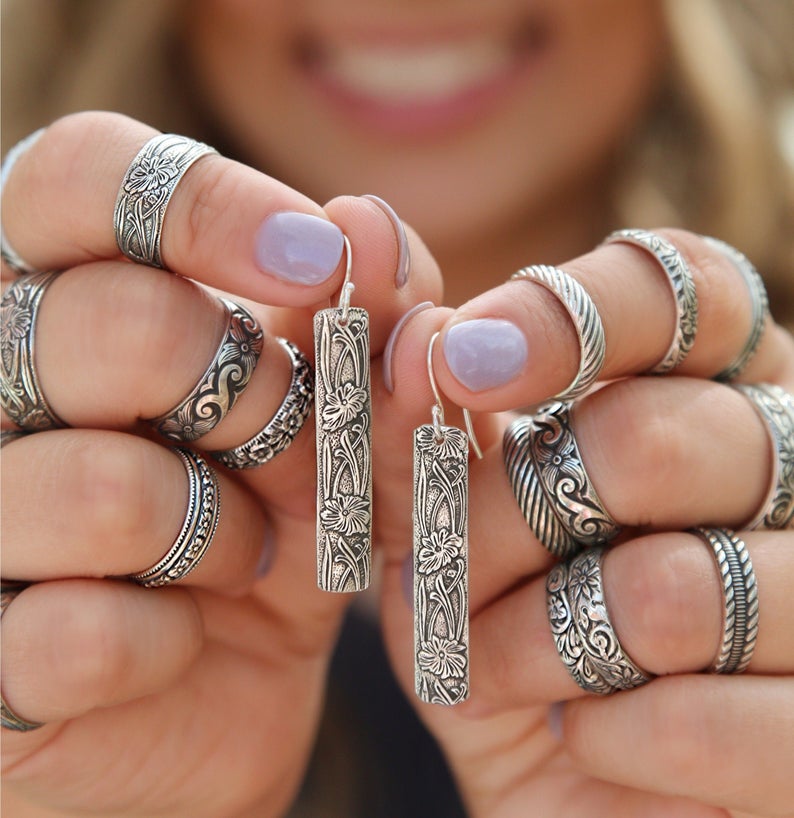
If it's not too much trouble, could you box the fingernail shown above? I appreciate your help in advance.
[383,301,434,393]
[547,702,564,740]
[443,318,527,392]
[362,194,411,288]
[401,554,414,608]
[254,212,344,285]
[256,523,276,578]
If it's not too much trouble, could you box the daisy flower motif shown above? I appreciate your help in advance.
[0,302,30,344]
[218,314,264,377]
[415,425,466,461]
[417,636,466,679]
[321,382,366,431]
[158,404,218,442]
[126,154,179,194]
[416,528,462,574]
[320,494,370,536]
[568,555,601,600]
[533,428,578,485]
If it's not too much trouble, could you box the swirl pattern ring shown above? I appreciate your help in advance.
[510,265,605,400]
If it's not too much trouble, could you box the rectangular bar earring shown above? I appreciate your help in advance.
[314,236,372,592]
[413,332,481,704]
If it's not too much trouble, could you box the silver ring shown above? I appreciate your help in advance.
[0,271,67,431]
[702,237,769,382]
[606,229,698,374]
[691,528,759,674]
[128,448,221,587]
[1,128,46,275]
[114,134,218,268]
[734,383,794,530]
[0,430,28,448]
[147,298,264,442]
[209,339,314,469]
[566,547,652,691]
[503,407,621,558]
[1,583,44,731]
[546,562,614,694]
[511,265,605,400]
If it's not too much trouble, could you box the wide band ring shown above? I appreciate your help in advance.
[114,133,218,268]
[147,298,264,442]
[128,448,221,587]
[702,236,769,382]
[503,407,621,558]
[0,271,67,431]
[605,229,698,374]
[510,265,605,400]
[691,528,759,674]
[1,583,44,731]
[210,338,314,469]
[735,383,794,530]
[1,128,46,275]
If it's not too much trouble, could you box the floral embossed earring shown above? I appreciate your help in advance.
[413,332,482,704]
[314,236,372,592]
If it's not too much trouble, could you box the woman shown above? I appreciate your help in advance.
[2,1,793,816]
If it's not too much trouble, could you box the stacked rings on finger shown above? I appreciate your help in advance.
[510,265,605,400]
[1,583,43,731]
[127,448,221,588]
[735,383,794,530]
[0,271,66,430]
[546,547,652,694]
[114,133,218,268]
[702,237,769,382]
[503,403,621,558]
[691,528,759,674]
[1,128,46,275]
[605,229,698,374]
[147,298,264,442]
[210,338,314,469]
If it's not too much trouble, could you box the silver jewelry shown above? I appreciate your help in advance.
[511,265,605,400]
[606,229,698,374]
[128,448,220,588]
[413,332,479,706]
[566,547,652,690]
[314,237,372,593]
[1,128,46,275]
[0,430,28,448]
[734,383,794,530]
[148,298,264,442]
[691,528,759,674]
[209,338,313,469]
[0,271,67,431]
[546,562,614,695]
[114,134,218,268]
[1,583,44,731]
[702,237,769,382]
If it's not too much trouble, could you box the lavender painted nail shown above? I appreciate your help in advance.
[443,318,527,392]
[254,212,344,285]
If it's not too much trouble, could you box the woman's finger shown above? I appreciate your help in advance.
[1,430,268,593]
[1,579,202,726]
[430,228,794,411]
[558,674,794,816]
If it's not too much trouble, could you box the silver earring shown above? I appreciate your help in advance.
[413,332,482,705]
[314,236,372,592]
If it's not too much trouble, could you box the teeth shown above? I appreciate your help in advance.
[322,40,513,103]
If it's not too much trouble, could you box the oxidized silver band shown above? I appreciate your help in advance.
[566,547,652,691]
[128,448,220,587]
[114,134,218,268]
[1,128,46,275]
[1,583,44,731]
[702,237,769,382]
[511,265,605,400]
[0,271,67,431]
[735,383,794,530]
[691,528,759,674]
[546,562,614,694]
[210,339,314,469]
[606,229,698,374]
[148,298,264,442]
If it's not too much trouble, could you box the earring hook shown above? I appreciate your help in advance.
[336,235,354,324]
[427,332,483,459]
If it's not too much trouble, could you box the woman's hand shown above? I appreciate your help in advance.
[376,229,794,817]
[0,112,440,817]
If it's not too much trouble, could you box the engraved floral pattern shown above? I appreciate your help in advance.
[0,303,30,344]
[417,636,467,679]
[320,494,371,536]
[416,528,462,574]
[321,382,367,431]
[125,154,179,193]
